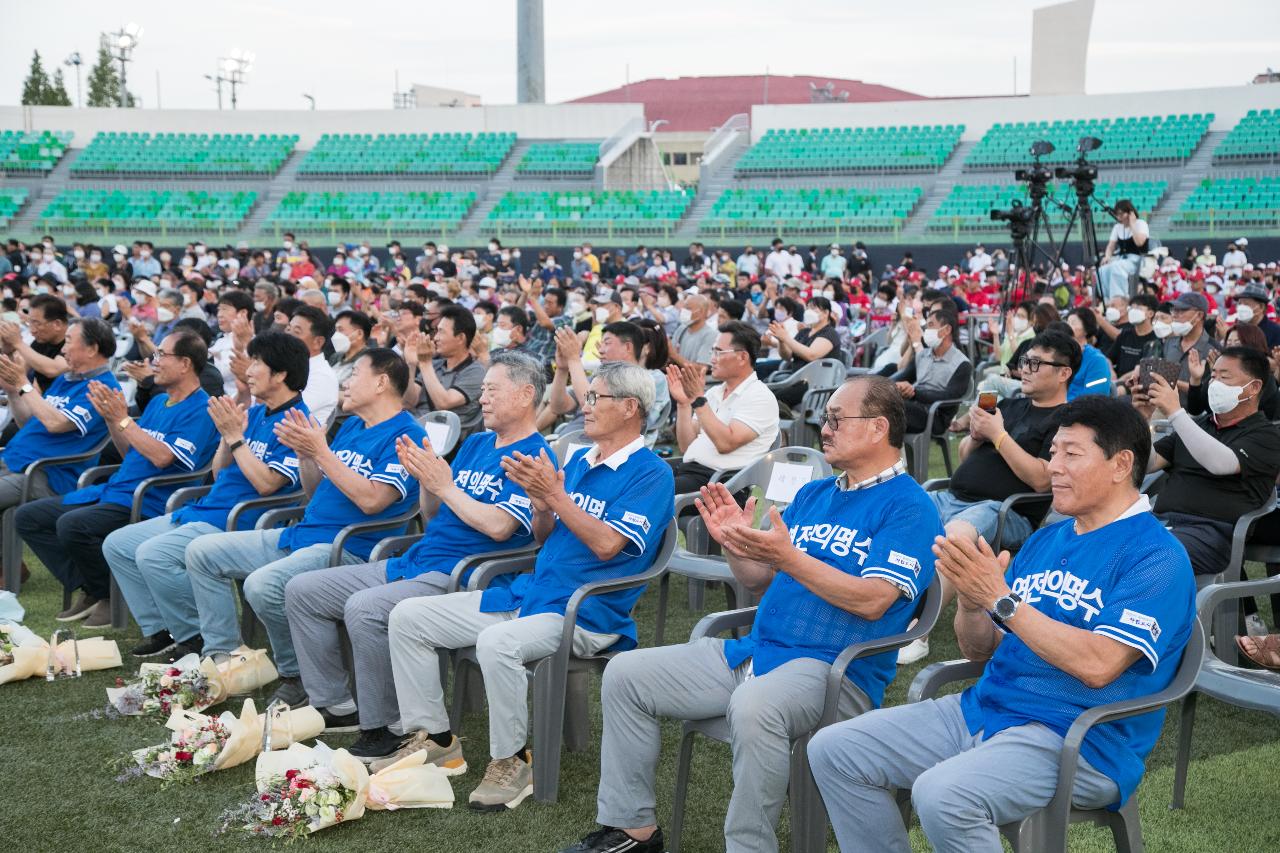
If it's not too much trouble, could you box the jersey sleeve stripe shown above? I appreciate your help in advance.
[862,567,919,599]
[267,460,300,484]
[168,442,196,470]
[369,473,409,498]
[60,407,89,435]
[605,519,647,555]
[496,501,533,534]
[1093,625,1159,670]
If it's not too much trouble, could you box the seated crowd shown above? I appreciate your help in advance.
[2,231,1279,852]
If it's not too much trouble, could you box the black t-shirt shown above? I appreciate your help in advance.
[30,338,65,392]
[784,325,841,371]
[1106,325,1159,377]
[1153,412,1280,522]
[949,397,1063,519]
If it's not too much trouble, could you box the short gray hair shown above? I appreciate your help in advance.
[597,361,655,414]
[158,287,183,307]
[489,350,546,405]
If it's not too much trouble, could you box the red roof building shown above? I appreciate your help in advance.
[567,74,925,132]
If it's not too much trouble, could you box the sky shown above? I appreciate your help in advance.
[5,0,1279,111]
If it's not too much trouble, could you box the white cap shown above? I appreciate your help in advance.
[479,276,496,289]
[132,281,158,298]
[1236,237,1249,246]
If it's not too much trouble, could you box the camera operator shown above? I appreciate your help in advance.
[1099,200,1150,302]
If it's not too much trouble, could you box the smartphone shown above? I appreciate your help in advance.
[977,391,998,413]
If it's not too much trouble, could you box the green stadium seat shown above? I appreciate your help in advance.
[699,186,921,235]
[38,188,258,231]
[265,191,477,235]
[964,114,1212,170]
[735,125,963,176]
[927,180,1168,234]
[1213,109,1280,163]
[0,130,73,173]
[515,142,599,177]
[71,132,296,176]
[298,132,516,175]
[1171,177,1280,229]
[0,187,30,227]
[486,190,692,237]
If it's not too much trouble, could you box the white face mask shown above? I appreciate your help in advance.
[594,307,611,324]
[472,312,488,328]
[327,291,343,306]
[1011,316,1030,333]
[822,290,835,300]
[283,241,294,251]
[330,330,351,356]
[774,309,788,322]
[568,299,586,315]
[1152,320,1174,339]
[1127,307,1147,325]
[90,253,101,262]
[1105,307,1122,323]
[156,307,175,323]
[1207,379,1255,415]
[1236,304,1256,323]
[488,243,498,252]
[491,327,513,348]
[1171,320,1194,337]
[73,249,85,260]
[253,300,266,313]
[61,285,76,297]
[194,245,206,256]
[803,309,820,326]
[873,297,888,310]
[923,328,942,349]
[678,307,694,324]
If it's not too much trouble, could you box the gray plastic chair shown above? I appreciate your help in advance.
[903,398,963,483]
[922,478,1052,555]
[655,446,832,645]
[419,409,462,456]
[765,357,847,396]
[448,519,678,803]
[551,428,590,465]
[668,577,943,853]
[904,619,1205,853]
[1172,567,1280,810]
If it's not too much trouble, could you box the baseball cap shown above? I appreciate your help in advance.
[591,291,622,305]
[1171,292,1209,313]
[132,281,158,298]
[1237,281,1270,303]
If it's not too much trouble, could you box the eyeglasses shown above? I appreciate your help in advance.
[584,391,623,406]
[151,350,181,363]
[821,411,880,431]
[1016,356,1069,372]
[710,347,744,359]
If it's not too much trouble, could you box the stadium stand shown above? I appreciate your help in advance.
[265,190,477,235]
[485,189,693,236]
[1213,109,1280,164]
[1171,176,1280,229]
[70,132,298,176]
[0,129,72,173]
[38,188,258,230]
[0,187,29,228]
[298,132,516,176]
[965,114,1213,169]
[515,141,600,177]
[927,180,1168,234]
[735,125,963,175]
[699,186,922,236]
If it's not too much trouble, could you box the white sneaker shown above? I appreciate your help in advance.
[1245,614,1269,638]
[897,637,930,666]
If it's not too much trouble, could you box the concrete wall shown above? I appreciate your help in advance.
[603,137,670,191]
[1031,0,1095,96]
[0,103,644,148]
[751,84,1278,142]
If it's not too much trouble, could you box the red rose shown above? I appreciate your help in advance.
[261,794,271,802]
[285,769,299,780]
[167,668,181,676]
[114,677,125,687]
[271,816,284,826]
[174,751,193,762]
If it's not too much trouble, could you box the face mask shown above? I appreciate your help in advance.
[750,293,763,305]
[34,285,50,295]
[803,309,820,326]
[1171,320,1194,337]
[73,249,85,260]
[1105,307,1122,323]
[90,253,101,263]
[657,296,672,308]
[330,330,352,355]
[1152,320,1173,339]
[594,307,611,324]
[923,328,942,349]
[822,290,835,300]
[100,295,117,315]
[678,308,694,324]
[491,327,513,348]
[334,256,346,266]
[598,287,614,299]
[194,245,206,256]
[252,300,266,313]
[61,285,76,297]
[1127,307,1147,325]
[114,253,125,263]
[489,243,499,252]
[1207,379,1255,415]
[42,241,53,249]
[774,309,788,322]
[283,241,294,250]
[568,299,586,315]
[157,307,175,323]
[1236,304,1256,323]
[140,250,151,258]
[181,257,194,268]
[873,297,889,310]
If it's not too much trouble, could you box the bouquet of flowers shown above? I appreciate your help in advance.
[218,742,453,840]
[1,623,121,685]
[106,653,214,716]
[130,715,233,786]
[199,646,278,699]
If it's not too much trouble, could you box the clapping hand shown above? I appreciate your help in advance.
[87,381,129,422]
[0,320,21,349]
[231,315,253,349]
[675,363,706,401]
[122,360,154,382]
[395,434,455,495]
[718,503,795,565]
[932,532,1011,611]
[694,483,756,555]
[768,321,793,342]
[665,363,691,405]
[208,395,248,441]
[554,326,581,368]
[500,449,564,512]
[273,408,329,459]
[0,352,26,392]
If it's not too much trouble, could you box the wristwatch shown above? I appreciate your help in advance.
[18,383,33,397]
[227,439,245,453]
[116,416,132,431]
[990,591,1023,627]
[691,396,708,410]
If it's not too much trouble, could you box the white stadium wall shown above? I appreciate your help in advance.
[750,84,1280,142]
[0,103,645,148]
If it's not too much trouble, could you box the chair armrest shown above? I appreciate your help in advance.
[689,607,758,641]
[558,559,668,661]
[1196,576,1280,620]
[923,397,965,436]
[77,463,119,489]
[465,553,538,591]
[993,491,1052,551]
[329,506,419,567]
[256,505,306,530]
[907,659,988,703]
[674,491,701,516]
[1223,497,1278,584]
[131,464,212,523]
[922,478,951,493]
[165,484,212,514]
[22,438,112,500]
[447,544,539,593]
[822,601,940,724]
[370,533,423,565]
[227,490,304,532]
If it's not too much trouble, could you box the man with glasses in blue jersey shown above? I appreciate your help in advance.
[558,375,941,853]
[103,331,311,661]
[809,396,1197,853]
[388,361,674,814]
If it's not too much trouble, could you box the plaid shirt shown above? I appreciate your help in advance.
[525,311,572,364]
[836,460,908,491]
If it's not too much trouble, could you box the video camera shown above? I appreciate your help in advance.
[1054,136,1102,183]
[989,199,1034,224]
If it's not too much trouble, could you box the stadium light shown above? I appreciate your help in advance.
[64,52,83,108]
[109,23,143,108]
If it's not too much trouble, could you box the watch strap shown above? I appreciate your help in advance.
[116,416,132,431]
[691,396,708,410]
[227,439,245,453]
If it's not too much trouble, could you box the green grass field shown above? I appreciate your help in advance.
[3,446,1279,852]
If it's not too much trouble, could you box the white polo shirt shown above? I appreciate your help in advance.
[304,352,340,427]
[683,372,781,471]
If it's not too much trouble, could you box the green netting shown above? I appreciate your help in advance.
[736,125,963,174]
[38,188,258,228]
[1213,109,1280,162]
[71,132,297,175]
[0,129,72,173]
[927,181,1168,232]
[298,132,516,175]
[965,114,1212,169]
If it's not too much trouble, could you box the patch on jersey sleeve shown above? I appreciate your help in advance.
[386,463,405,476]
[887,550,921,576]
[622,511,651,534]
[1120,608,1161,640]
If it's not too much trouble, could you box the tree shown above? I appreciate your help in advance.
[20,50,52,105]
[47,68,72,106]
[85,42,133,107]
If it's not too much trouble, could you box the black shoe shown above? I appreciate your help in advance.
[168,634,204,662]
[129,631,176,658]
[320,707,360,734]
[348,727,408,763]
[559,827,665,853]
[267,676,309,709]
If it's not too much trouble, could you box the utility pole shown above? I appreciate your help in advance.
[64,52,83,107]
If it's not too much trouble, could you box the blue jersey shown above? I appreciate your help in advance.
[63,389,218,518]
[170,398,307,530]
[960,509,1196,807]
[723,474,941,708]
[480,439,675,651]
[1068,344,1114,400]
[386,430,551,582]
[278,410,425,560]
[2,369,120,494]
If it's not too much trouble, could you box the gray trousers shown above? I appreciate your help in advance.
[388,590,617,760]
[807,693,1119,853]
[0,463,53,551]
[597,637,863,853]
[284,560,449,731]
